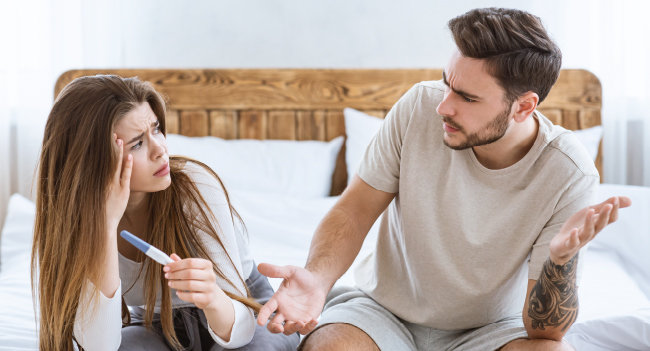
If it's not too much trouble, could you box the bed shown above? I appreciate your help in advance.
[0,69,648,350]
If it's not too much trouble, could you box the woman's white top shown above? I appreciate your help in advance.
[73,162,256,350]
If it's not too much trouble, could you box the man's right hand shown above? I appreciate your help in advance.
[256,263,329,335]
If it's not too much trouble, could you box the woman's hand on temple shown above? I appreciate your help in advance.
[106,135,133,231]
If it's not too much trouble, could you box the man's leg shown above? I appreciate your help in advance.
[298,286,416,351]
[499,338,575,351]
[301,323,379,351]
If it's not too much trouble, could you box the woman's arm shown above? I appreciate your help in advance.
[164,163,256,347]
[73,137,132,350]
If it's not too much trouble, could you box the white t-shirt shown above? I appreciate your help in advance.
[354,81,599,330]
[73,162,256,350]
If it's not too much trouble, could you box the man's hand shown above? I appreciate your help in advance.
[256,263,328,335]
[550,196,631,265]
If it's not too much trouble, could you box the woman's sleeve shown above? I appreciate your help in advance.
[73,280,123,351]
[187,163,256,347]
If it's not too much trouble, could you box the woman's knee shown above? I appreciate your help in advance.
[119,325,170,351]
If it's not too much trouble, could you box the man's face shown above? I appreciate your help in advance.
[436,50,515,150]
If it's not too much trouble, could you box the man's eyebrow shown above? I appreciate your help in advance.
[126,121,159,145]
[442,70,481,100]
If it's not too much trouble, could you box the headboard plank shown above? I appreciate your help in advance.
[55,68,603,193]
[209,110,237,139]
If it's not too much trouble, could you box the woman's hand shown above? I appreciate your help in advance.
[106,135,133,232]
[164,253,229,310]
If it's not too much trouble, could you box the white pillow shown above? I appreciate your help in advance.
[166,134,344,198]
[343,109,603,185]
[343,108,383,184]
[573,125,603,161]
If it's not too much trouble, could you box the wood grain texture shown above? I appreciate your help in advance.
[209,110,237,139]
[165,109,179,134]
[54,68,604,193]
[180,110,209,137]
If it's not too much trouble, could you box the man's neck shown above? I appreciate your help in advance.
[472,114,539,170]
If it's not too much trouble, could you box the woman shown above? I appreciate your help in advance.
[31,75,299,350]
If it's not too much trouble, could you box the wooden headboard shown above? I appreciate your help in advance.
[55,69,602,195]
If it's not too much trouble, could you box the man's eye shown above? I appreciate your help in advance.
[462,95,476,103]
[131,140,143,150]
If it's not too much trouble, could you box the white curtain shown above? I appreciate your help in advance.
[530,0,650,185]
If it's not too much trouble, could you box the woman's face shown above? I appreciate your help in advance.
[113,103,171,193]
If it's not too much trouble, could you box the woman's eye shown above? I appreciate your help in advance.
[131,140,143,150]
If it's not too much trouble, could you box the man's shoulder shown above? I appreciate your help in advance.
[537,114,599,178]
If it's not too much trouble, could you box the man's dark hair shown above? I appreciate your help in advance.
[448,8,562,103]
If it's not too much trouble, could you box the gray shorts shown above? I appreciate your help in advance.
[303,286,528,351]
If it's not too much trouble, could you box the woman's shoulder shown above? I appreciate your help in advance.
[176,159,229,204]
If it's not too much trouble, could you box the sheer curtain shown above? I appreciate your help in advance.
[0,0,126,226]
[0,0,84,226]
[535,0,650,185]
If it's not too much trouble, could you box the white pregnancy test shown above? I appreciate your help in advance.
[120,230,174,265]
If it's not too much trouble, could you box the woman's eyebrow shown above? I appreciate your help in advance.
[126,121,159,145]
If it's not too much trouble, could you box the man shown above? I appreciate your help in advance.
[256,7,630,351]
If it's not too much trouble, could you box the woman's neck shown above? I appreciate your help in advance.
[121,192,150,233]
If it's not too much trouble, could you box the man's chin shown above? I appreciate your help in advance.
[443,135,471,150]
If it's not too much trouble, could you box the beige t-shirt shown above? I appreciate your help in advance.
[354,81,599,330]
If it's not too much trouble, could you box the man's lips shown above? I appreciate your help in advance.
[443,122,460,133]
[154,163,170,177]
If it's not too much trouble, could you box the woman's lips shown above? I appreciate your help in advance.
[443,122,459,133]
[154,163,170,177]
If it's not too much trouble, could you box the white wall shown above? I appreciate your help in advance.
[2,0,650,218]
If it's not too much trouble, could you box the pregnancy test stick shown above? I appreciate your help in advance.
[120,230,173,265]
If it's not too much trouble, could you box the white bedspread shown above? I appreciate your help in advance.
[1,184,649,350]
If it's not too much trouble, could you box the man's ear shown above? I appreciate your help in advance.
[513,91,539,123]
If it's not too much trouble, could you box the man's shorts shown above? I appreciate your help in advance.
[301,286,529,351]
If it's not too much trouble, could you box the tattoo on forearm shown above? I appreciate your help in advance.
[527,256,578,332]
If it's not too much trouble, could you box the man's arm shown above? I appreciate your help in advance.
[522,196,630,340]
[304,175,396,288]
[523,257,578,340]
[256,175,395,334]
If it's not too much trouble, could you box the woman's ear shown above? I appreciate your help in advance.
[513,91,539,123]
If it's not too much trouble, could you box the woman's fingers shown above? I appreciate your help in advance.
[114,138,124,185]
[121,154,133,189]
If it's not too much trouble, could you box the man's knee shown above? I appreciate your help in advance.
[300,323,379,351]
[500,338,574,351]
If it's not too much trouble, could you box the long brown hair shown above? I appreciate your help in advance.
[32,75,261,350]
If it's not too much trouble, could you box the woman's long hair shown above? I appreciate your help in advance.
[31,75,261,351]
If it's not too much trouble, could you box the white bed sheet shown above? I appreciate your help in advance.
[1,184,649,350]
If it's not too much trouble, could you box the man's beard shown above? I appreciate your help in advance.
[442,105,513,150]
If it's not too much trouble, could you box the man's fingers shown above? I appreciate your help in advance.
[283,321,304,335]
[594,204,613,233]
[257,299,278,326]
[258,263,294,280]
[268,312,286,333]
[299,319,319,335]
[565,228,580,249]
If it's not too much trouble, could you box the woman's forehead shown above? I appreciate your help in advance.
[116,103,158,132]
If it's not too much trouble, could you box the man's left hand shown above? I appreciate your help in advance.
[550,196,631,265]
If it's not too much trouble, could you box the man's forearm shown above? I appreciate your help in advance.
[304,206,368,291]
[525,256,579,340]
